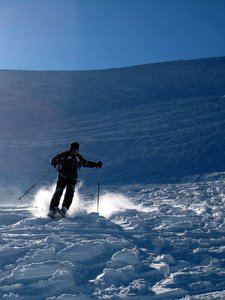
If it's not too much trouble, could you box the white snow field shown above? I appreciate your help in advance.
[0,57,225,299]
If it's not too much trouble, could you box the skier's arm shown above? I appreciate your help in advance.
[78,153,102,168]
[51,151,70,168]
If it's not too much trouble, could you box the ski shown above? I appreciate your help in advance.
[48,208,66,220]
[55,207,66,218]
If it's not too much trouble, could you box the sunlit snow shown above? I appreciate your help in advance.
[0,57,225,299]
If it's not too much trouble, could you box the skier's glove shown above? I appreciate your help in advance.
[51,161,57,168]
[51,159,58,168]
[96,161,102,168]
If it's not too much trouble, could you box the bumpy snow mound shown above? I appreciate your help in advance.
[1,177,225,299]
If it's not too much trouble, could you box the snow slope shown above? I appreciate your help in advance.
[1,178,225,299]
[0,57,225,299]
[0,57,225,193]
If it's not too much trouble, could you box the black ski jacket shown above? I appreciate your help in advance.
[51,151,97,181]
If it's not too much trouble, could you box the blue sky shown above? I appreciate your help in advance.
[0,0,225,70]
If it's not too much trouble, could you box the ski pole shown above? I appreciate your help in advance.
[18,170,51,201]
[97,168,101,213]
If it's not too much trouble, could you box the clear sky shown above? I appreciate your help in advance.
[0,0,225,70]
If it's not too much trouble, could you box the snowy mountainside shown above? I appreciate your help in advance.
[0,56,225,193]
[0,57,225,299]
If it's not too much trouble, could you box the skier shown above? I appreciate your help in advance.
[48,142,102,218]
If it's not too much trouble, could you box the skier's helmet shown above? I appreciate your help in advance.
[70,142,79,151]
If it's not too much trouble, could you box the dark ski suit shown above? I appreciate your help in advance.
[49,150,101,211]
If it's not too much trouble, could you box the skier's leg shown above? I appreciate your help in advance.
[62,181,76,210]
[49,179,66,210]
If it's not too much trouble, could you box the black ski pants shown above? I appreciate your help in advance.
[49,176,76,210]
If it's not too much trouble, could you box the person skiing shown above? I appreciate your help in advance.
[48,142,102,218]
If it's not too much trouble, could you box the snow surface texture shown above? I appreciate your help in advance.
[0,57,225,192]
[1,179,225,299]
[0,57,225,298]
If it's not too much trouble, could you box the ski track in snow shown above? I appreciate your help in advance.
[1,177,225,299]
